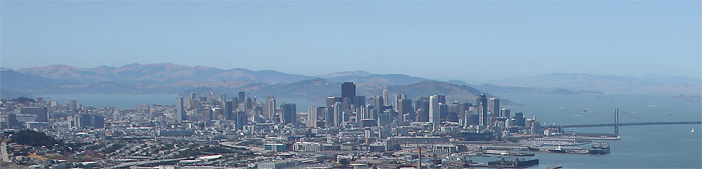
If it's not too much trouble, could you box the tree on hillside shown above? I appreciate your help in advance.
[12,97,36,104]
[9,130,58,149]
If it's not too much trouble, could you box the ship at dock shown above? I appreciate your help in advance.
[486,158,540,168]
[532,142,610,155]
[588,142,610,154]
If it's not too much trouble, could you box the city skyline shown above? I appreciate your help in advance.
[2,1,700,81]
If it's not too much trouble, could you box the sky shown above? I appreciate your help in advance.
[1,1,700,82]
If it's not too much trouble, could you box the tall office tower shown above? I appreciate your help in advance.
[374,96,384,109]
[326,96,341,124]
[225,101,234,120]
[460,105,469,128]
[500,108,511,119]
[20,107,48,122]
[69,100,77,113]
[394,93,406,109]
[325,107,334,128]
[326,96,342,110]
[263,95,276,120]
[449,102,459,115]
[440,104,452,122]
[232,97,239,109]
[221,94,226,102]
[382,88,389,106]
[333,102,343,127]
[207,92,215,104]
[176,96,185,123]
[528,117,542,135]
[185,92,194,109]
[280,103,297,124]
[307,106,318,127]
[429,95,441,130]
[238,91,246,105]
[341,82,356,105]
[397,99,413,124]
[377,110,391,126]
[245,97,254,111]
[6,114,20,128]
[206,108,218,121]
[315,107,327,128]
[436,95,446,104]
[367,96,378,115]
[354,96,366,111]
[477,93,488,127]
[512,112,525,127]
[488,97,500,117]
[74,113,105,129]
[415,97,429,122]
[358,105,368,120]
[342,97,352,113]
[456,102,468,125]
[235,110,246,130]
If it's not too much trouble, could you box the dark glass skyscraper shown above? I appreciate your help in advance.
[225,101,234,120]
[489,97,500,117]
[238,91,245,105]
[415,97,429,122]
[477,93,488,127]
[281,103,297,124]
[341,82,356,105]
[397,99,413,124]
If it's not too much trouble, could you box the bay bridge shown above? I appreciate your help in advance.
[546,109,702,135]
[555,121,702,128]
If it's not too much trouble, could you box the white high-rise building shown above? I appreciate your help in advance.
[333,102,343,127]
[307,106,317,127]
[176,96,185,123]
[263,95,276,120]
[429,95,441,131]
[382,88,389,106]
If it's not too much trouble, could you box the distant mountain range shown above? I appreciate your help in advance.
[16,63,310,85]
[489,73,701,95]
[2,63,699,101]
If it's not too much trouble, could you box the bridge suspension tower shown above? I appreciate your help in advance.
[614,109,619,136]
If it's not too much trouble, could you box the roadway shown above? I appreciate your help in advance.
[1,142,10,162]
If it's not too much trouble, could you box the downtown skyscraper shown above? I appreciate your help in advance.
[341,82,356,105]
[477,93,488,128]
[429,95,441,131]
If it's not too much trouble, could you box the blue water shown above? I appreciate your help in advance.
[497,93,702,168]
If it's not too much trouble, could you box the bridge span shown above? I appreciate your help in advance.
[553,121,702,128]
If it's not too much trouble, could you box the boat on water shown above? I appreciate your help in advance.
[582,109,589,113]
[692,128,695,133]
[588,142,610,155]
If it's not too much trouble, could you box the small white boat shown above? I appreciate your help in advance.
[692,128,695,133]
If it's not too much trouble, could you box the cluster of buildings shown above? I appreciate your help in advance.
[2,99,105,130]
[0,82,554,168]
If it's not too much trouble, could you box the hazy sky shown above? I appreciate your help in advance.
[1,1,700,81]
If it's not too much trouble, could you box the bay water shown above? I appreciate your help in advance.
[498,93,701,168]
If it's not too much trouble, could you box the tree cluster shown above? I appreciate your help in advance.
[9,130,58,149]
